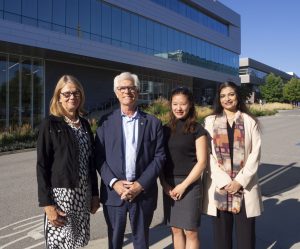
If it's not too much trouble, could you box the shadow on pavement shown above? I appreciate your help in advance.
[257,197,300,248]
[120,163,300,249]
[258,162,300,196]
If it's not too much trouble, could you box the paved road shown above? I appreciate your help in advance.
[0,109,299,248]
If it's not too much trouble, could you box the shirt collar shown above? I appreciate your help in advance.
[121,109,140,120]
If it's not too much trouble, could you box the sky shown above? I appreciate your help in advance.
[218,0,300,76]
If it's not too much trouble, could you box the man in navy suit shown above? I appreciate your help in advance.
[95,72,166,249]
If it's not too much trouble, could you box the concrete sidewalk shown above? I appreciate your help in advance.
[86,183,300,249]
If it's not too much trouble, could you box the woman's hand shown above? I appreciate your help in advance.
[90,196,100,214]
[44,205,66,227]
[170,183,187,201]
[225,180,242,194]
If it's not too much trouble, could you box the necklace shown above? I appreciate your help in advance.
[64,116,80,125]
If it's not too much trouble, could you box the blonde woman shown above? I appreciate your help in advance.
[36,75,100,249]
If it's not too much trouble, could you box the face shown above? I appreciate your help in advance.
[220,86,238,112]
[171,94,190,120]
[115,79,138,108]
[59,82,81,113]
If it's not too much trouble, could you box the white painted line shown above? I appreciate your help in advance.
[28,229,44,240]
[23,241,44,249]
[0,223,42,239]
[149,236,172,248]
[0,214,43,231]
[259,166,289,182]
[259,166,293,186]
[13,219,43,230]
[0,234,28,249]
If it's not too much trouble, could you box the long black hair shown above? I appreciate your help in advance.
[168,87,197,133]
[212,81,259,125]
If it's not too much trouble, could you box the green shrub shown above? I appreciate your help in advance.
[88,118,98,134]
[0,124,37,152]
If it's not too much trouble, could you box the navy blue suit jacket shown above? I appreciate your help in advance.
[95,109,166,209]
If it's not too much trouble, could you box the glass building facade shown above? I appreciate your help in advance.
[240,67,267,80]
[0,53,44,130]
[0,0,240,130]
[0,0,238,76]
[150,0,229,36]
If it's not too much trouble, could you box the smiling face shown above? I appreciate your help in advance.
[171,93,191,120]
[115,79,138,109]
[59,82,81,114]
[220,86,238,112]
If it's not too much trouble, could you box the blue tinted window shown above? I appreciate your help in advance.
[178,1,186,16]
[0,0,3,10]
[185,35,191,54]
[4,0,21,14]
[79,0,90,32]
[22,16,37,26]
[4,12,21,22]
[191,37,197,57]
[66,0,78,29]
[167,27,174,52]
[22,0,37,18]
[91,0,101,36]
[138,16,146,49]
[173,30,179,51]
[101,3,111,39]
[146,20,154,51]
[150,0,228,36]
[179,32,185,52]
[153,23,161,52]
[130,14,138,46]
[38,0,52,22]
[111,7,121,41]
[53,0,66,26]
[161,25,167,53]
[38,20,51,30]
[121,10,130,43]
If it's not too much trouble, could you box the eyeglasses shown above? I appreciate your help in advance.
[60,90,81,98]
[116,86,137,93]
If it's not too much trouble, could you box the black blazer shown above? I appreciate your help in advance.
[36,115,99,207]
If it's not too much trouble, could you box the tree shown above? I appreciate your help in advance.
[239,84,252,102]
[259,73,284,102]
[283,78,300,103]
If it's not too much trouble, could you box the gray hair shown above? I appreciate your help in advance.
[113,72,140,92]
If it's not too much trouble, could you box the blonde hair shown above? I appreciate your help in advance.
[113,72,140,92]
[49,75,86,116]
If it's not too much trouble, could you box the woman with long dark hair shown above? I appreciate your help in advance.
[203,81,263,249]
[160,87,207,249]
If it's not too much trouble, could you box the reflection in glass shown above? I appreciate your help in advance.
[21,58,32,125]
[33,59,44,126]
[0,0,238,75]
[8,56,20,127]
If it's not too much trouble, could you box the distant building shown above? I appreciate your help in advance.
[0,0,240,129]
[286,72,299,78]
[239,57,294,103]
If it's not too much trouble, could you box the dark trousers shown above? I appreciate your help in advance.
[212,201,256,249]
[103,201,154,249]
